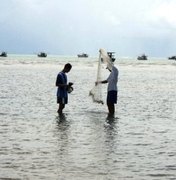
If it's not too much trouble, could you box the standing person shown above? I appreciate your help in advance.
[56,63,73,115]
[96,65,119,117]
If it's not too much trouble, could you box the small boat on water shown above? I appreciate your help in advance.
[137,54,148,60]
[77,53,88,58]
[168,56,176,60]
[0,52,7,57]
[38,52,47,57]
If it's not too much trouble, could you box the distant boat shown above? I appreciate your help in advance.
[137,54,148,60]
[77,53,88,58]
[0,52,7,57]
[168,56,176,60]
[38,52,47,57]
[107,52,116,62]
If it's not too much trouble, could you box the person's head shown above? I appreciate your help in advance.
[63,63,72,73]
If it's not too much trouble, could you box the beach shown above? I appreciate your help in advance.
[0,55,176,179]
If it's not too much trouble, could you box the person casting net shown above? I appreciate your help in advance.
[89,48,113,104]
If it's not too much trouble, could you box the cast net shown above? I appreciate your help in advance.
[89,48,113,104]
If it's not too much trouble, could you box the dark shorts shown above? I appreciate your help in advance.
[57,97,68,104]
[107,90,117,104]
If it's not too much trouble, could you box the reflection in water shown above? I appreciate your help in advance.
[56,113,67,124]
[106,114,119,125]
[55,114,70,178]
[104,115,119,175]
[53,112,120,179]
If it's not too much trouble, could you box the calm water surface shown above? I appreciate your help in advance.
[0,56,176,179]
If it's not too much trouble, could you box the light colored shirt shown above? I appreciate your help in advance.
[107,66,118,91]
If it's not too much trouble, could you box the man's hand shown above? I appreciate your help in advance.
[68,82,73,86]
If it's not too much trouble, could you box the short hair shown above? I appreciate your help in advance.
[64,63,72,69]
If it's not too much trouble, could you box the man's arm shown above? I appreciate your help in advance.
[56,74,67,87]
[95,80,108,85]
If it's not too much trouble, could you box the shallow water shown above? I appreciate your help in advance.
[0,56,176,179]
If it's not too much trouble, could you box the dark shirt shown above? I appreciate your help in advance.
[56,72,67,98]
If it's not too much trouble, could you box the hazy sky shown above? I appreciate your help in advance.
[0,0,176,57]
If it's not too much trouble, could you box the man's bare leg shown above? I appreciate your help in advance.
[107,103,115,117]
[58,104,65,115]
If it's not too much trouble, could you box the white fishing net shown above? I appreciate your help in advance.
[89,48,113,104]
[99,48,113,71]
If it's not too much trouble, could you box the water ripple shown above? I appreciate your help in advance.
[0,58,176,179]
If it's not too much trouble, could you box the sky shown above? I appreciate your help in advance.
[0,0,176,57]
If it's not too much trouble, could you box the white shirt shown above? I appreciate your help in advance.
[107,66,118,91]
